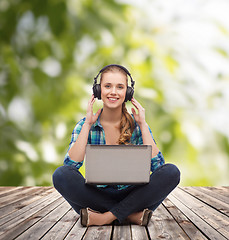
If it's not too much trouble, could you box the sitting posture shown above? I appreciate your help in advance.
[53,64,180,227]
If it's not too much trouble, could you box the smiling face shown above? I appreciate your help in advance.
[100,71,127,110]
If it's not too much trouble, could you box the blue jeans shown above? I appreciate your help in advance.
[52,163,180,223]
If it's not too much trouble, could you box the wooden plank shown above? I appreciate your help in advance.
[112,224,132,240]
[0,192,62,238]
[42,208,79,240]
[15,201,71,239]
[0,187,16,192]
[0,196,64,240]
[0,190,59,226]
[0,187,54,219]
[169,190,228,240]
[173,188,229,238]
[131,225,149,240]
[203,187,229,197]
[182,187,229,216]
[64,219,87,239]
[83,225,113,240]
[0,187,45,208]
[0,186,27,202]
[0,186,228,240]
[0,187,24,196]
[147,204,189,239]
[163,198,208,240]
[192,187,229,205]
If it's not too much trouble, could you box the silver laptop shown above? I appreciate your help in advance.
[85,145,152,185]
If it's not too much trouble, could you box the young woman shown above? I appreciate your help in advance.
[53,64,180,227]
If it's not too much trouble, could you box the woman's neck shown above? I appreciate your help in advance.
[100,105,122,125]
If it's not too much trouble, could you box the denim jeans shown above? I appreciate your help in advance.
[52,163,180,223]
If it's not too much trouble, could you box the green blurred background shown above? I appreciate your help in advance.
[0,0,228,186]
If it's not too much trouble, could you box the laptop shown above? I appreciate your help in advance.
[85,145,152,185]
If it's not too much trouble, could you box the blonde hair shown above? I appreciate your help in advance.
[119,103,135,144]
[100,66,135,144]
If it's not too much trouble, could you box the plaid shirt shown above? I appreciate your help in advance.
[64,113,165,190]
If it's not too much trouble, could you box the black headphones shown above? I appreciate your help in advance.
[92,64,135,102]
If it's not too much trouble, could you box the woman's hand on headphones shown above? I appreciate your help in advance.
[85,95,101,126]
[131,98,146,127]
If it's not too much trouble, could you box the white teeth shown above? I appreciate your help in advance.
[109,98,118,100]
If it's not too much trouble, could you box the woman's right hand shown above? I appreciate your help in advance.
[69,95,101,162]
[85,95,101,126]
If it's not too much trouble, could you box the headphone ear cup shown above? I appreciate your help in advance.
[93,84,101,99]
[125,86,134,102]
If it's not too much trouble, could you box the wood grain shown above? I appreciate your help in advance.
[0,186,228,240]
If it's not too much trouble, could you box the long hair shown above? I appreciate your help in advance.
[119,103,135,144]
[100,66,135,144]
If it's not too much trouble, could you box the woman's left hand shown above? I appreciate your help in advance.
[131,98,146,126]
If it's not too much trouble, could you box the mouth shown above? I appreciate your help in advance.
[107,97,119,102]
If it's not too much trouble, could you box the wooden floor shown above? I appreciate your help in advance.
[0,187,228,240]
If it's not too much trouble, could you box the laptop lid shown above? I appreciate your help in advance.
[85,145,152,185]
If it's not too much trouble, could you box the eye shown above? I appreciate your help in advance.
[105,85,110,88]
[118,85,124,89]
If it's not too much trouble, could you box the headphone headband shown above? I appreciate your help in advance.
[93,64,135,88]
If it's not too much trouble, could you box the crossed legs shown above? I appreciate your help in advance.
[53,163,180,225]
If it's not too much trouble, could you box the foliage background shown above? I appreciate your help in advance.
[0,0,228,186]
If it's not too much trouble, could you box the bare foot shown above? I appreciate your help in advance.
[88,210,116,226]
[127,211,144,225]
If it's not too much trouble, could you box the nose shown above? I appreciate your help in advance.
[111,86,117,94]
